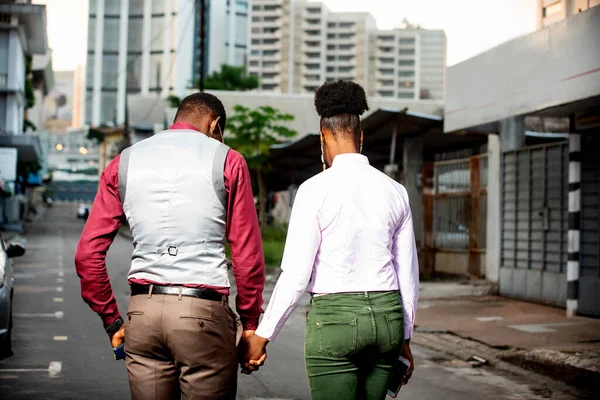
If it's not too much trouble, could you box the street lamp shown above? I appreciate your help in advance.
[56,144,63,151]
[79,146,88,155]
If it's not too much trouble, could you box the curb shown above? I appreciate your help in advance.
[499,349,600,393]
[413,331,597,398]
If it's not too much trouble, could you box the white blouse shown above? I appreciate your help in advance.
[255,154,419,342]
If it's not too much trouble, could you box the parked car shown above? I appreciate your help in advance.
[0,234,26,358]
[77,203,91,220]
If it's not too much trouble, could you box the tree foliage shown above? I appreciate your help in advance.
[225,105,297,171]
[225,105,297,228]
[203,65,259,91]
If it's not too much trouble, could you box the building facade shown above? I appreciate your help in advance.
[537,0,600,28]
[84,0,249,127]
[248,0,446,100]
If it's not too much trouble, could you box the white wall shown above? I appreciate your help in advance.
[445,6,600,133]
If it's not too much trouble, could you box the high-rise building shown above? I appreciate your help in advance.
[369,25,445,100]
[537,0,600,28]
[84,0,250,127]
[248,0,446,100]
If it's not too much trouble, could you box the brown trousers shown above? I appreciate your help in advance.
[124,291,240,400]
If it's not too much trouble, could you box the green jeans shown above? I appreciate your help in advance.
[305,291,404,400]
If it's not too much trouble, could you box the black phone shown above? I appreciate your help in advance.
[387,356,411,398]
[113,343,126,360]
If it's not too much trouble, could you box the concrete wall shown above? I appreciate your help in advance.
[445,6,600,132]
[435,251,486,277]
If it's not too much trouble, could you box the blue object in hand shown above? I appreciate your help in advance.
[113,343,126,360]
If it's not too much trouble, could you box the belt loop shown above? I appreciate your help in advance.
[148,284,154,299]
[178,287,183,301]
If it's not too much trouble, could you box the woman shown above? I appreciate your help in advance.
[244,80,419,400]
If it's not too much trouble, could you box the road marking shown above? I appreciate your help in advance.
[53,336,68,341]
[58,271,64,277]
[53,297,64,303]
[56,287,63,292]
[48,361,62,377]
[57,278,65,284]
[14,272,36,279]
[508,321,589,333]
[477,316,504,322]
[0,361,62,377]
[15,311,64,319]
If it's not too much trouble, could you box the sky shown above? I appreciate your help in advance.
[37,0,537,71]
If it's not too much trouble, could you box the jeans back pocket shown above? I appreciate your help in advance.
[316,318,358,358]
[385,313,405,348]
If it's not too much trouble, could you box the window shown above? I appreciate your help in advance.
[101,55,119,89]
[327,33,335,39]
[399,60,415,66]
[129,0,144,15]
[264,27,280,34]
[398,49,414,55]
[339,44,353,51]
[263,61,277,68]
[264,50,279,57]
[128,18,144,52]
[307,7,321,14]
[398,71,414,77]
[339,33,354,39]
[105,0,120,14]
[327,56,335,61]
[399,38,415,45]
[236,1,249,13]
[152,0,165,14]
[251,49,260,55]
[250,61,259,66]
[543,1,562,17]
[327,45,335,50]
[397,92,414,99]
[327,66,335,72]
[328,22,336,28]
[339,22,354,28]
[339,55,353,61]
[103,17,120,52]
[252,16,261,22]
[252,39,260,45]
[401,81,414,88]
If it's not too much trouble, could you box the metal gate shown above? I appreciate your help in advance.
[579,133,600,316]
[500,142,569,306]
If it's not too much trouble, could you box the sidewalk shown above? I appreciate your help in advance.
[414,285,600,392]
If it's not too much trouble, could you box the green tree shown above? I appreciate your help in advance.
[226,105,297,229]
[201,64,259,91]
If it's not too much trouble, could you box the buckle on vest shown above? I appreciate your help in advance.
[167,246,178,256]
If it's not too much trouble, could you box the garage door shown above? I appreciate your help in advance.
[578,133,600,316]
[500,142,569,306]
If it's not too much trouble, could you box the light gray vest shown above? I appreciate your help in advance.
[118,129,231,287]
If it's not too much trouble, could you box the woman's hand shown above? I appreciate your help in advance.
[401,340,414,385]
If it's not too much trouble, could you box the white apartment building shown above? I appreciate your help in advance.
[370,26,445,100]
[84,0,249,127]
[537,0,600,28]
[248,0,446,101]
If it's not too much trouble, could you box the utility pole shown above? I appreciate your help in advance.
[199,0,206,92]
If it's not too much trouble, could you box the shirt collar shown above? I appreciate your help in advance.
[332,153,370,167]
[170,122,199,132]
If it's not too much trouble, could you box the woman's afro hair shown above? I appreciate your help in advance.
[314,80,369,118]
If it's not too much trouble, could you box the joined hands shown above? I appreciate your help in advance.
[238,330,268,375]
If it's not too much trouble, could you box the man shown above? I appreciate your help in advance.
[75,92,265,399]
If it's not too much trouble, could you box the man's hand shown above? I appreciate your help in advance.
[238,330,268,375]
[401,340,414,385]
[109,326,125,348]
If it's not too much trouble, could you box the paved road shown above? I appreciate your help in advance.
[0,204,583,399]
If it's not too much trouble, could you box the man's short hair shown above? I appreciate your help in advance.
[174,92,226,132]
